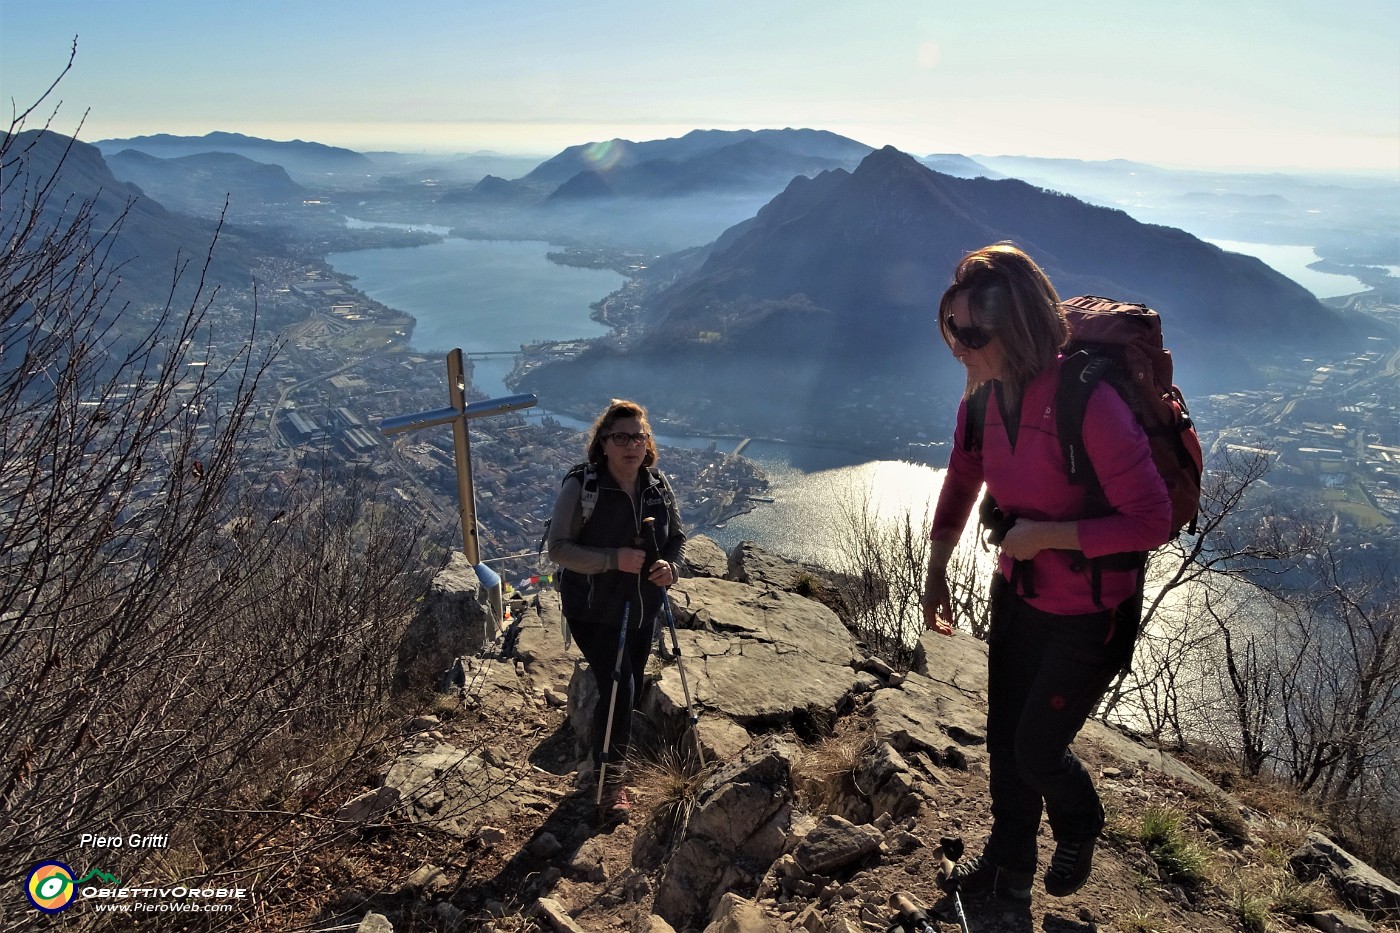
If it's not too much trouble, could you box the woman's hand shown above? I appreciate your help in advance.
[999,521,1043,561]
[646,560,676,587]
[922,560,954,636]
[999,519,1080,561]
[616,547,647,574]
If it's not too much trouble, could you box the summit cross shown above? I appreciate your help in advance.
[379,348,536,563]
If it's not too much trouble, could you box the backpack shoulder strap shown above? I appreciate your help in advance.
[559,462,601,524]
[540,463,595,555]
[648,468,676,509]
[961,382,993,453]
[1056,350,1110,497]
[576,463,600,526]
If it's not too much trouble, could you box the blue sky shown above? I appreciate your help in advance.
[2,0,1397,172]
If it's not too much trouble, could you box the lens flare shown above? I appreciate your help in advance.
[581,139,627,172]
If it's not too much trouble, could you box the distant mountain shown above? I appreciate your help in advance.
[960,154,1400,258]
[972,154,1165,185]
[517,147,1377,442]
[105,149,305,217]
[469,174,529,200]
[547,138,855,199]
[4,130,259,307]
[92,131,373,182]
[1175,191,1292,209]
[521,128,873,189]
[659,148,1363,356]
[361,151,544,188]
[919,153,1003,179]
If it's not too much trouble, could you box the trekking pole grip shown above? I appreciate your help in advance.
[642,516,664,581]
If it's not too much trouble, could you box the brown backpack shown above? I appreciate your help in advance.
[1054,295,1204,538]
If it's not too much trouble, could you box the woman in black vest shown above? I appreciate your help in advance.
[547,399,686,818]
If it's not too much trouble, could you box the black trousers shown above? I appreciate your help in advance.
[983,576,1118,873]
[570,608,656,771]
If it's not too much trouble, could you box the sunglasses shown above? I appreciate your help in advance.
[943,315,993,350]
[605,431,650,447]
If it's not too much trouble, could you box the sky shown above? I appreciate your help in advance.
[2,0,1398,174]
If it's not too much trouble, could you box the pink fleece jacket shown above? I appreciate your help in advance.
[930,357,1172,616]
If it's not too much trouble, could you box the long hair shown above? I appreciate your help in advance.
[938,242,1068,401]
[584,399,658,469]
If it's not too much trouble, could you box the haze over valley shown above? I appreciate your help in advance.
[5,114,1392,565]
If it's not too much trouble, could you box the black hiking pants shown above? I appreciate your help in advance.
[983,575,1117,874]
[570,610,657,771]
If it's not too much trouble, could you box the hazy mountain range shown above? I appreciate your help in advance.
[521,128,872,190]
[104,149,306,216]
[93,131,373,182]
[23,124,1392,443]
[5,130,262,307]
[515,146,1383,438]
[90,125,1398,268]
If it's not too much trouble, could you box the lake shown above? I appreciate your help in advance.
[1204,238,1370,299]
[326,232,948,554]
[328,235,623,397]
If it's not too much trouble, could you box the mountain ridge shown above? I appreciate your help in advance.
[516,146,1380,444]
[105,149,306,216]
[92,131,373,181]
[5,130,260,306]
[647,147,1365,368]
[546,138,856,200]
[521,127,873,189]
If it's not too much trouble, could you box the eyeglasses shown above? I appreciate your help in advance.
[943,315,993,350]
[604,431,650,447]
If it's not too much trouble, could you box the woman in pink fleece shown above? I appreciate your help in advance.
[922,243,1171,902]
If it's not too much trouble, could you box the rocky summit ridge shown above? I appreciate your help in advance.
[332,538,1398,933]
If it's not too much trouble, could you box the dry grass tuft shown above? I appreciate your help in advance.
[631,743,709,848]
[792,725,877,817]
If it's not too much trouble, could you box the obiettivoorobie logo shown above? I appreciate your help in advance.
[26,862,121,913]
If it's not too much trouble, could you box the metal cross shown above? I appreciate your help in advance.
[379,348,536,563]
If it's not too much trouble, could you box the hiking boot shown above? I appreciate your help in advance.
[598,782,632,821]
[947,855,1032,901]
[1044,836,1097,897]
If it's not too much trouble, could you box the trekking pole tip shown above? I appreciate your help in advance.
[889,892,928,921]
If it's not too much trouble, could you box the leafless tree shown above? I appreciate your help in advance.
[1093,446,1399,867]
[826,489,991,669]
[1097,448,1324,742]
[0,53,433,930]
[825,493,929,668]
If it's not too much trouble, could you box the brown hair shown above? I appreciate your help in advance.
[938,242,1068,401]
[585,399,658,469]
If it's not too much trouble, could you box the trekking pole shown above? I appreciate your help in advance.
[885,893,936,933]
[934,836,973,933]
[596,600,630,805]
[643,517,705,768]
[661,591,705,767]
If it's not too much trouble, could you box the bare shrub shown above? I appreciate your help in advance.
[824,489,988,669]
[0,58,434,930]
[1098,447,1400,873]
